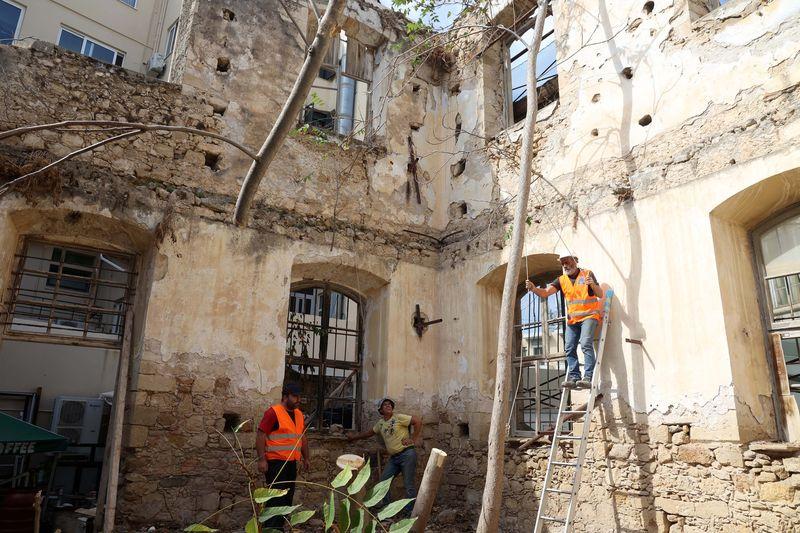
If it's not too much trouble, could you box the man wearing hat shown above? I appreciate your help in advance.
[346,398,422,515]
[256,382,310,528]
[526,251,604,389]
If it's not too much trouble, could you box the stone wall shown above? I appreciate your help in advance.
[426,399,800,532]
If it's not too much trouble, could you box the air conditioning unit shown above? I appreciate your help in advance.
[146,53,166,76]
[51,396,105,446]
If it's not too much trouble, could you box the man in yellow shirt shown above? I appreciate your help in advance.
[347,398,423,515]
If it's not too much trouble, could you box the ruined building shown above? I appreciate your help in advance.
[0,0,799,531]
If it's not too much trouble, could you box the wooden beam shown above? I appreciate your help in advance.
[96,310,134,531]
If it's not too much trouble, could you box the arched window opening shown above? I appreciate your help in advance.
[511,270,567,437]
[756,209,800,412]
[284,284,362,430]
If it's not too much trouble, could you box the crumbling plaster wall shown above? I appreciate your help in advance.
[174,0,463,231]
[0,32,447,528]
[432,0,800,445]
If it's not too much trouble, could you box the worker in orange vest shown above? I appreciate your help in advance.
[256,382,310,529]
[526,251,604,389]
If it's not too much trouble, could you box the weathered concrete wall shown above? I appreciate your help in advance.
[436,0,800,443]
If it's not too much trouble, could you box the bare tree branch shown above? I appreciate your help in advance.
[233,0,347,226]
[478,0,549,531]
[0,129,142,195]
[307,0,321,21]
[0,120,259,160]
[278,0,310,48]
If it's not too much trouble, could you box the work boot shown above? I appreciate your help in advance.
[563,379,577,389]
[576,378,591,389]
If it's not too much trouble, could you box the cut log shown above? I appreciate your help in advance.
[411,448,447,532]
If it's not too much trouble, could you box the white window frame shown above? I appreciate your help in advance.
[57,27,125,67]
[117,0,138,9]
[164,18,178,57]
[0,0,25,44]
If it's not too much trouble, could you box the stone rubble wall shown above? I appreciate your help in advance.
[426,398,800,533]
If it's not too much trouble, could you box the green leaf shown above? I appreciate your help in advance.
[259,505,300,523]
[349,508,365,532]
[363,477,392,507]
[253,487,288,504]
[389,518,417,533]
[337,498,351,532]
[184,525,218,532]
[348,461,371,495]
[245,517,259,533]
[365,521,377,533]
[378,499,415,520]
[331,466,353,488]
[324,491,335,531]
[290,510,315,526]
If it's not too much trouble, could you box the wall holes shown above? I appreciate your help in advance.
[591,93,601,103]
[450,159,466,178]
[622,67,633,79]
[223,412,241,432]
[204,151,221,170]
[216,57,230,73]
[638,114,652,126]
[643,1,654,15]
[458,423,470,437]
[454,113,462,142]
[449,83,460,96]
[411,83,420,93]
[222,8,236,21]
[591,128,599,137]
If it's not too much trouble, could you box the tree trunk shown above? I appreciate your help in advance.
[233,0,347,225]
[411,448,448,532]
[476,1,550,531]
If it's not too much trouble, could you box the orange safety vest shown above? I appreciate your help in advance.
[265,404,304,461]
[560,269,602,325]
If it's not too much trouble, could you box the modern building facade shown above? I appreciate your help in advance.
[0,0,180,76]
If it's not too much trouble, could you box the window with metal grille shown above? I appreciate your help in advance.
[511,271,568,437]
[284,285,362,430]
[755,208,800,411]
[2,240,136,346]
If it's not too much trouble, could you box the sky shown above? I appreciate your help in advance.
[379,0,460,29]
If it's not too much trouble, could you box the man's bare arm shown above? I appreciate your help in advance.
[588,272,604,299]
[346,428,375,441]
[410,415,423,446]
[256,429,267,472]
[525,280,558,299]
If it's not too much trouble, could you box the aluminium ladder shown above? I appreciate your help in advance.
[533,286,614,533]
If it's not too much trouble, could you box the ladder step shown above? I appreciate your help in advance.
[555,435,583,440]
[552,461,578,467]
[545,488,573,495]
[540,516,566,523]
